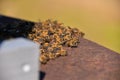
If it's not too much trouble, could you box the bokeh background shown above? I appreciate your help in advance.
[0,0,120,53]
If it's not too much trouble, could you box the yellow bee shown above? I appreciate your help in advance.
[72,28,79,33]
[55,52,61,57]
[48,53,56,59]
[39,55,48,64]
[27,19,84,64]
[43,43,49,47]
[70,39,78,47]
[33,38,38,42]
[57,49,67,56]
[48,47,53,52]
[51,42,58,48]
[79,32,85,37]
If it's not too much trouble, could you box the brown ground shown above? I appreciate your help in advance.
[41,38,120,80]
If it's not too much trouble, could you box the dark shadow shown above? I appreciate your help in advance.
[39,71,46,80]
[0,15,35,41]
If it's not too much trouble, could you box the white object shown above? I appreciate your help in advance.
[0,38,40,80]
[22,64,31,73]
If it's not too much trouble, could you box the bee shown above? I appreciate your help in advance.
[43,42,49,47]
[41,30,48,37]
[79,32,85,37]
[64,35,71,41]
[48,47,53,52]
[56,37,61,43]
[56,48,67,56]
[48,53,56,59]
[28,34,34,40]
[60,49,67,56]
[33,38,38,42]
[27,19,84,64]
[55,52,61,57]
[57,28,63,34]
[72,28,79,33]
[40,55,48,64]
[53,33,59,38]
[51,42,58,48]
[70,39,78,47]
[49,27,54,33]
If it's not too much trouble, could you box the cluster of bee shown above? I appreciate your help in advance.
[28,20,84,64]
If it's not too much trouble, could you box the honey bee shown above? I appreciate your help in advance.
[43,43,49,47]
[55,52,61,57]
[64,35,71,41]
[57,49,67,56]
[27,19,84,64]
[48,53,56,59]
[51,42,58,48]
[33,38,38,42]
[41,30,48,37]
[79,32,85,37]
[40,55,48,64]
[28,34,33,40]
[70,40,78,47]
[72,28,79,33]
[40,49,45,53]
[48,47,53,52]
[57,28,63,34]
[60,50,67,56]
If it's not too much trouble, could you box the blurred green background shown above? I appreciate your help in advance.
[0,0,120,53]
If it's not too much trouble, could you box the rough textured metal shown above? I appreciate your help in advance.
[41,38,120,80]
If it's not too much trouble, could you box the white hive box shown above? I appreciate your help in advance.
[0,38,40,80]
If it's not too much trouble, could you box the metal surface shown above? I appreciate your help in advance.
[41,38,120,80]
